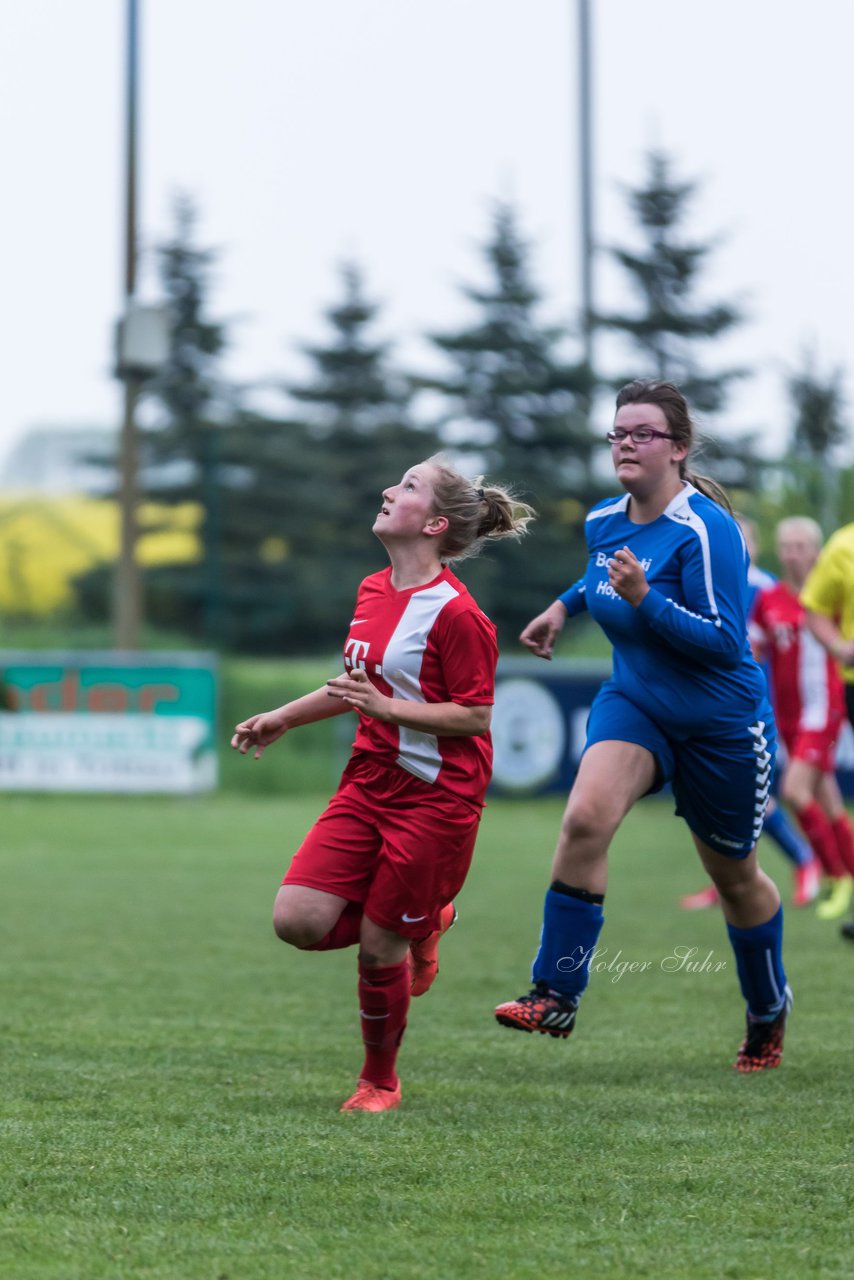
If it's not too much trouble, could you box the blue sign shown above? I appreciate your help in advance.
[491,659,609,796]
[491,657,854,798]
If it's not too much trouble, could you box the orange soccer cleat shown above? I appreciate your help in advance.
[408,902,458,997]
[792,858,821,907]
[339,1078,402,1113]
[679,884,720,911]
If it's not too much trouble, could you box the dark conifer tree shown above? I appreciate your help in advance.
[279,262,440,648]
[136,194,232,641]
[596,151,746,414]
[75,195,234,639]
[782,351,849,524]
[424,202,598,638]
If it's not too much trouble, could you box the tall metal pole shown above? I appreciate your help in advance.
[114,0,142,649]
[577,0,595,376]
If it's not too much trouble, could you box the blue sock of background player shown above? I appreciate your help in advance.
[763,803,811,867]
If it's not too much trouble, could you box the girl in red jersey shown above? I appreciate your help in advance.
[751,517,854,919]
[232,456,533,1112]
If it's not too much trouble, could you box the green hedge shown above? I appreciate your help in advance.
[218,655,351,796]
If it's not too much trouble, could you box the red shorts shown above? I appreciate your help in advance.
[779,714,843,774]
[282,754,483,937]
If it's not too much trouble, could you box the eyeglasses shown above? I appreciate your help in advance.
[606,427,674,445]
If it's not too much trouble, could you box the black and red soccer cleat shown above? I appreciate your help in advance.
[495,980,578,1039]
[734,987,793,1072]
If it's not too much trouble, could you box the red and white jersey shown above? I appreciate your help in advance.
[750,580,845,734]
[342,565,498,805]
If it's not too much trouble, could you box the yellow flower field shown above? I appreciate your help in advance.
[0,495,202,615]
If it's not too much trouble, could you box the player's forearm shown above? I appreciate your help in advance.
[557,581,588,617]
[386,700,491,737]
[805,611,854,664]
[277,686,355,729]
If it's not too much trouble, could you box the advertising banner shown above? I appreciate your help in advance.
[0,651,217,793]
[491,658,854,798]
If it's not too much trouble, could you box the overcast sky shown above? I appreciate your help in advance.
[2,0,853,472]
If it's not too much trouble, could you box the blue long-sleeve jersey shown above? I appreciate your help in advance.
[558,484,768,740]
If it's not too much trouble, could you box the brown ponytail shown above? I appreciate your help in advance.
[681,468,734,515]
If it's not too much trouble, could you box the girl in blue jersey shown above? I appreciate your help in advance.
[495,379,791,1071]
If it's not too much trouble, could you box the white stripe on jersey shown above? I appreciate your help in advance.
[381,579,460,784]
[586,494,630,523]
[663,486,722,627]
[748,564,776,592]
[799,628,831,730]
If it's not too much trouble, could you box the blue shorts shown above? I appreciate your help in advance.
[585,685,777,858]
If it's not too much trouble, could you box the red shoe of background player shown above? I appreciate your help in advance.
[792,859,821,907]
[679,884,720,911]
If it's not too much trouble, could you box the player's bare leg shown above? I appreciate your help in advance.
[496,742,655,1037]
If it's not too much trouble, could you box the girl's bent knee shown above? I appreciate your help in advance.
[564,800,611,846]
[273,912,325,948]
[714,866,761,906]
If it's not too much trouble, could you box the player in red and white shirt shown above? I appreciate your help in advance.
[232,457,533,1113]
[751,517,854,918]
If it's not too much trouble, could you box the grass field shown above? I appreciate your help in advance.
[3,792,853,1280]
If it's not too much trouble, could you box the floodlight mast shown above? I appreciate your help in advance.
[113,0,142,650]
[114,0,169,648]
[577,0,595,377]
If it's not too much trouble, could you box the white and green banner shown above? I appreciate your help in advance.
[0,652,217,793]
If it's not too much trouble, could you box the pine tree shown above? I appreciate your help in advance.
[597,151,746,414]
[202,409,325,651]
[148,195,227,427]
[428,203,594,482]
[788,351,848,459]
[74,195,233,639]
[276,262,440,650]
[424,201,597,637]
[137,193,231,640]
[782,351,849,525]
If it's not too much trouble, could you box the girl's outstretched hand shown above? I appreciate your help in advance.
[520,601,567,660]
[231,710,288,760]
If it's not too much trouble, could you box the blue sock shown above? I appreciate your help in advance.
[763,806,811,867]
[726,904,788,1020]
[531,887,604,1002]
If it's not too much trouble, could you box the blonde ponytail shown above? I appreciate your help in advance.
[425,455,536,562]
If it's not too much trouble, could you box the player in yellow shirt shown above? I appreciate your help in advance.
[802,521,854,941]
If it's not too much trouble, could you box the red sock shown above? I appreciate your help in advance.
[305,901,363,951]
[831,814,854,878]
[797,801,847,878]
[357,959,410,1090]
